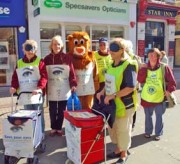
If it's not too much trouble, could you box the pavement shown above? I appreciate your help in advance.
[0,90,180,164]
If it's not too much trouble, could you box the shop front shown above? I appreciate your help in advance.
[27,0,138,58]
[0,0,27,87]
[137,0,179,69]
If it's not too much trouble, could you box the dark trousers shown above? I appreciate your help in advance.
[49,100,67,130]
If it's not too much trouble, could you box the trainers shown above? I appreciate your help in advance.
[154,136,160,141]
[144,134,151,138]
[107,152,121,159]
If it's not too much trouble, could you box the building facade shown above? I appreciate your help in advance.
[137,0,179,69]
[0,0,27,87]
[27,0,138,58]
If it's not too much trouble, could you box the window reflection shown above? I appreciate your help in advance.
[145,21,164,37]
[40,23,61,39]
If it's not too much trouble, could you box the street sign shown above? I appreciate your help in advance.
[33,7,40,17]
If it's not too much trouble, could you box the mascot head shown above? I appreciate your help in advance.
[67,31,91,58]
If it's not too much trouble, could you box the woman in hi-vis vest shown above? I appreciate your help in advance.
[96,38,138,164]
[44,35,77,137]
[94,38,112,92]
[9,39,48,138]
[138,48,176,141]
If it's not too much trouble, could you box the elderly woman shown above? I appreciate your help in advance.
[44,35,77,137]
[9,39,48,136]
[96,38,138,164]
[138,48,176,141]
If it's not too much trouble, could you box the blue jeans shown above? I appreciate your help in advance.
[144,103,166,136]
[24,97,45,133]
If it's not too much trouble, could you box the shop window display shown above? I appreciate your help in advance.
[0,28,17,85]
[40,23,124,53]
[86,25,124,51]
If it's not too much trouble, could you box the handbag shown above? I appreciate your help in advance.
[67,91,82,111]
[161,64,177,108]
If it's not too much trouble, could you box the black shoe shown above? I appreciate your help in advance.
[107,152,121,159]
[116,157,128,164]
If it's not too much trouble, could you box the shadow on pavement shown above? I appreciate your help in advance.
[131,133,154,149]
[38,130,68,163]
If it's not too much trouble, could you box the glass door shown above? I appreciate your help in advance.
[144,21,165,63]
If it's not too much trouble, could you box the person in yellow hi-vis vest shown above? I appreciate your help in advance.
[94,38,112,92]
[124,40,142,131]
[138,48,176,141]
[96,38,138,164]
[9,39,48,138]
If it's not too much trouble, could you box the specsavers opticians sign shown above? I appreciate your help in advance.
[41,0,129,21]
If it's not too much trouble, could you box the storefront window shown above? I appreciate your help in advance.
[40,23,61,58]
[175,39,180,66]
[86,25,108,51]
[110,26,124,40]
[40,23,61,39]
[0,28,17,86]
[86,25,124,51]
[40,23,125,53]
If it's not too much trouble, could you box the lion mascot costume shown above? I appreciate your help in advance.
[67,31,99,109]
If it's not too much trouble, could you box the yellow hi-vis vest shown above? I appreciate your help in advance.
[106,59,138,118]
[94,51,112,83]
[141,67,164,103]
[16,57,41,93]
[17,57,41,68]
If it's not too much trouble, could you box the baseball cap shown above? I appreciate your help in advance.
[25,44,35,52]
[99,38,108,43]
[109,42,121,52]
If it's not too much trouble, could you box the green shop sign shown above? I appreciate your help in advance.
[41,0,129,21]
[44,0,62,8]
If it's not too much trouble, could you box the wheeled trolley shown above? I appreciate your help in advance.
[2,92,46,164]
[64,109,108,164]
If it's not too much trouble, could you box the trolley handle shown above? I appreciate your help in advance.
[17,91,42,102]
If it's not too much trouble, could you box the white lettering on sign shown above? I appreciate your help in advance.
[0,7,10,15]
